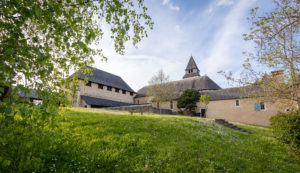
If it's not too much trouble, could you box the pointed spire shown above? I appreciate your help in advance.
[185,56,199,70]
[183,55,200,79]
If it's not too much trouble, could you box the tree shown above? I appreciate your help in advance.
[177,89,200,115]
[0,0,153,114]
[200,94,210,116]
[0,1,153,171]
[146,69,177,110]
[220,0,300,109]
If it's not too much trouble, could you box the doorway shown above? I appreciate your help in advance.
[200,108,206,118]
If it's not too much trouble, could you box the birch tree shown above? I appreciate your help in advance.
[220,0,300,109]
[147,69,177,109]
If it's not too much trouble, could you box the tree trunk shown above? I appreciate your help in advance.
[297,97,300,111]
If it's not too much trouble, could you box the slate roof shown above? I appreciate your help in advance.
[200,87,255,101]
[185,56,199,70]
[136,75,221,97]
[73,66,135,92]
[81,95,133,107]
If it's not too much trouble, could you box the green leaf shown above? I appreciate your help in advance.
[2,160,11,167]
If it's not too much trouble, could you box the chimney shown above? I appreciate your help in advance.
[271,70,284,83]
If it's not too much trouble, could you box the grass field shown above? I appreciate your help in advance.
[2,108,300,172]
[49,108,299,172]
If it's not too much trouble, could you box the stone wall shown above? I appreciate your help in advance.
[198,99,293,126]
[134,96,149,104]
[133,96,293,126]
[107,104,174,115]
[77,80,136,105]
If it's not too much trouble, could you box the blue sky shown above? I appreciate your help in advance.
[95,0,273,91]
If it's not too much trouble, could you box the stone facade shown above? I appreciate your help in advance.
[70,67,136,108]
[133,56,298,126]
[198,99,293,126]
[73,80,136,107]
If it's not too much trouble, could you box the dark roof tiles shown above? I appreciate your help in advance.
[200,87,255,101]
[137,75,221,96]
[74,67,135,92]
[81,95,132,107]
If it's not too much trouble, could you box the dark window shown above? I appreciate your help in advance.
[235,100,240,106]
[98,84,103,89]
[157,102,159,108]
[86,81,92,87]
[107,86,112,91]
[260,102,265,110]
[122,90,126,94]
[115,88,119,93]
[254,102,266,111]
[130,92,133,96]
[170,101,173,109]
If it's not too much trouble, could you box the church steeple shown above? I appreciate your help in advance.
[183,56,200,79]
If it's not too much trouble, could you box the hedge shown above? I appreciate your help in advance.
[270,111,300,151]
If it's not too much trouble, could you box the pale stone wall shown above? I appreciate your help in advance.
[76,80,135,106]
[198,99,292,126]
[134,96,292,126]
[134,96,149,104]
[134,96,180,112]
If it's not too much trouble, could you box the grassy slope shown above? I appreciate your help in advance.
[52,108,299,172]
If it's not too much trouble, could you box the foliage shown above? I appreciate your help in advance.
[219,0,300,108]
[200,94,210,117]
[2,108,300,172]
[0,0,152,171]
[270,111,300,152]
[200,94,210,107]
[177,89,200,114]
[147,69,177,104]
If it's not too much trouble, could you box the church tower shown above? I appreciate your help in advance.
[183,56,200,79]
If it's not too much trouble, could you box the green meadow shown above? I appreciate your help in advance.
[1,108,300,172]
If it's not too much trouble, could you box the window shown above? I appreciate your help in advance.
[286,108,290,112]
[86,81,92,87]
[157,102,159,108]
[115,88,119,93]
[122,90,126,94]
[254,102,266,111]
[235,100,240,107]
[130,92,133,96]
[170,101,173,109]
[260,102,265,110]
[98,84,103,89]
[107,86,112,91]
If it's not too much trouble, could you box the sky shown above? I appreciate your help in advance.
[94,0,274,91]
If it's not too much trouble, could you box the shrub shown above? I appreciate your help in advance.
[177,89,200,115]
[270,111,300,151]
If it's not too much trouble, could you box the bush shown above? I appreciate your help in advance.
[177,89,200,115]
[270,111,300,151]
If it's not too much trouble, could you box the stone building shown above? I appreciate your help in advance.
[71,67,136,108]
[134,56,294,126]
[134,56,221,104]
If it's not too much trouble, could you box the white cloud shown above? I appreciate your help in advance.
[162,0,180,11]
[91,0,261,91]
[203,0,256,77]
[217,0,235,7]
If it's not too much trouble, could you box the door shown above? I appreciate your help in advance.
[200,109,206,118]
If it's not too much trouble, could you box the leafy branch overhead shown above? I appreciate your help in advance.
[0,1,153,170]
[219,0,300,108]
[1,0,153,103]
